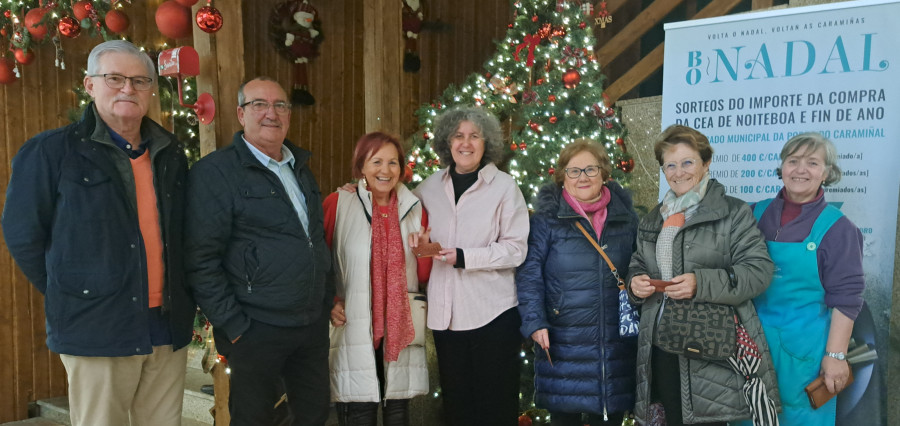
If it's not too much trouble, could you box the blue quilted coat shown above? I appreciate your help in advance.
[516,182,638,416]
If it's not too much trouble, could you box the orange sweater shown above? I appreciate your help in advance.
[131,154,165,308]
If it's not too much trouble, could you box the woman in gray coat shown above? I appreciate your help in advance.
[626,125,780,425]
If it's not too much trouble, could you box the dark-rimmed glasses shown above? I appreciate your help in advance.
[88,73,154,91]
[564,165,602,179]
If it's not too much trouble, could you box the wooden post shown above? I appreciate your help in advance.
[193,1,246,156]
[363,0,403,133]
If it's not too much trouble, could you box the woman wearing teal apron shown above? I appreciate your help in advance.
[743,133,866,426]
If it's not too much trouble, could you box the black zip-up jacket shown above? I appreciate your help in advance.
[185,132,333,340]
[2,104,193,356]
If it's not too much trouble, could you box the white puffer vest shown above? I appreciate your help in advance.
[329,183,429,402]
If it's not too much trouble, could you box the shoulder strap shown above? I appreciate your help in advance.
[575,221,625,290]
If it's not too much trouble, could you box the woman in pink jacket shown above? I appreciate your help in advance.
[412,107,530,426]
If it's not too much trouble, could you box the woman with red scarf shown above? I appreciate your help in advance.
[324,132,432,426]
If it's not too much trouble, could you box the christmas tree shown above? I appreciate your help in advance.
[407,0,632,205]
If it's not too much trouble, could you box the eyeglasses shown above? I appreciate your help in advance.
[88,73,154,91]
[240,100,292,115]
[662,159,699,175]
[564,165,602,179]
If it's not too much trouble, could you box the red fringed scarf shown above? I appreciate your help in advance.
[370,191,415,362]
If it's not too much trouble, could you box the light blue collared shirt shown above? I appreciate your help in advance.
[243,136,309,233]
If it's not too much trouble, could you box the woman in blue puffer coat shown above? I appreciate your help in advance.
[517,139,639,426]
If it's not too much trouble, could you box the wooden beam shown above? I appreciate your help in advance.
[193,0,245,156]
[605,0,743,103]
[595,0,685,68]
[752,0,775,10]
[363,0,402,132]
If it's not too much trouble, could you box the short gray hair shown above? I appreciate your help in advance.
[431,107,504,168]
[237,76,281,106]
[776,132,842,186]
[87,40,156,81]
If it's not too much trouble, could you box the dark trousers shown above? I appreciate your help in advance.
[651,347,725,426]
[335,346,411,426]
[550,411,625,426]
[214,314,330,426]
[432,307,522,426]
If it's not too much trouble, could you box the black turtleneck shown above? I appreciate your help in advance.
[449,164,483,204]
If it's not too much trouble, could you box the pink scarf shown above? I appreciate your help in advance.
[563,185,611,240]
[370,191,415,362]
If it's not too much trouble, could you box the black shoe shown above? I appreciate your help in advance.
[200,384,215,396]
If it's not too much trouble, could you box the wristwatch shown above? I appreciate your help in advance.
[825,351,846,361]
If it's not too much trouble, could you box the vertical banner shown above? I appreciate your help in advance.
[661,1,898,424]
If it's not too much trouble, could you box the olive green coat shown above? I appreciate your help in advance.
[626,180,781,424]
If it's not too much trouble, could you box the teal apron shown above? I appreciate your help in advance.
[744,199,843,426]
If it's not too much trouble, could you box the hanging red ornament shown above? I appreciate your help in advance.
[548,167,555,175]
[0,57,17,85]
[519,143,527,151]
[618,158,635,173]
[536,78,544,85]
[537,23,551,39]
[508,23,513,28]
[616,137,627,153]
[529,122,540,132]
[105,10,131,34]
[12,31,24,45]
[549,116,558,124]
[156,1,193,39]
[176,0,200,6]
[3,10,11,18]
[14,48,35,65]
[562,68,581,89]
[579,22,586,29]
[434,159,440,165]
[426,159,433,167]
[402,164,413,184]
[531,15,538,22]
[510,143,517,151]
[548,94,556,102]
[24,8,50,41]
[73,1,93,22]
[58,16,82,38]
[422,132,430,140]
[196,4,224,33]
[518,414,533,426]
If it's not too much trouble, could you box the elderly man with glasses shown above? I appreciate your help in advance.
[2,40,194,426]
[184,77,333,425]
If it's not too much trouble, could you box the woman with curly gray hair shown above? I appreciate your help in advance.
[411,106,529,426]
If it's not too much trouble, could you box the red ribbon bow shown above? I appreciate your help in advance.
[514,34,541,67]
[560,46,586,67]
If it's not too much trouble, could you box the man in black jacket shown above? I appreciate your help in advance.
[185,77,333,426]
[1,40,193,426]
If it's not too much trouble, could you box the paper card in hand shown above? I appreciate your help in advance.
[412,242,442,258]
[648,279,675,292]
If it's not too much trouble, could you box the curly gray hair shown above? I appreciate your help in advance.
[776,132,842,186]
[431,107,505,169]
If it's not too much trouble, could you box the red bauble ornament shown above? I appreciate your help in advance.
[0,57,17,85]
[14,48,35,65]
[508,23,513,28]
[0,28,6,37]
[518,414,533,426]
[58,16,82,38]
[519,143,527,151]
[72,1,93,22]
[536,78,544,85]
[531,15,538,22]
[616,137,625,147]
[529,122,540,132]
[548,167,555,175]
[579,22,587,29]
[156,1,193,39]
[549,116,558,124]
[548,94,557,102]
[176,0,200,6]
[3,10,11,18]
[618,158,635,173]
[105,10,130,34]
[24,8,50,41]
[196,5,223,33]
[422,132,430,140]
[510,143,517,151]
[562,68,581,89]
